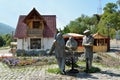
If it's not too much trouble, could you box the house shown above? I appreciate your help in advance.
[63,32,110,52]
[14,8,56,50]
[93,32,110,52]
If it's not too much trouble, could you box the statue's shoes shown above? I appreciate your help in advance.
[61,71,66,75]
[84,69,89,73]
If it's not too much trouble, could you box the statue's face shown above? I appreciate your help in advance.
[85,32,90,36]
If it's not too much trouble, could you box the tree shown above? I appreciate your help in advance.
[0,36,5,47]
[61,14,97,34]
[97,2,120,38]
[61,25,70,34]
[2,34,12,46]
[103,3,118,13]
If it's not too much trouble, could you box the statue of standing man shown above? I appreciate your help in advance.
[49,32,66,75]
[82,30,94,73]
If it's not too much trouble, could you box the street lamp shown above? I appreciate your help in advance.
[106,23,110,51]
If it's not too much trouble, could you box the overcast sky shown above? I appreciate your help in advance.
[0,0,117,29]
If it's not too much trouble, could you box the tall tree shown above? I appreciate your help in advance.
[98,2,119,38]
[103,3,118,13]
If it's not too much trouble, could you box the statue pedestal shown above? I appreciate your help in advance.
[68,51,79,73]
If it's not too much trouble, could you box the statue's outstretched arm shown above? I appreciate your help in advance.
[49,41,56,55]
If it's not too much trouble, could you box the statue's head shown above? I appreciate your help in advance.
[56,32,63,40]
[83,29,90,36]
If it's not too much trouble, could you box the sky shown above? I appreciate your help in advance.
[0,0,117,29]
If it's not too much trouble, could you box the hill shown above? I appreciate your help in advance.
[0,23,15,34]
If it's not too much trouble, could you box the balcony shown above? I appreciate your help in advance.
[27,29,43,37]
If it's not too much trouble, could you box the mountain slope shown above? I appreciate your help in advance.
[0,23,15,34]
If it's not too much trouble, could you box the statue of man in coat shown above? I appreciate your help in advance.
[82,30,94,73]
[49,32,66,75]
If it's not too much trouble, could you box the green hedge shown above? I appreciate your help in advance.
[16,49,48,56]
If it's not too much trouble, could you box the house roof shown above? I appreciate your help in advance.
[14,15,27,38]
[63,33,84,38]
[14,8,56,38]
[93,32,108,39]
[63,32,108,39]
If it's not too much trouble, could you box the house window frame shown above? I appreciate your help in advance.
[32,21,40,29]
[30,38,41,49]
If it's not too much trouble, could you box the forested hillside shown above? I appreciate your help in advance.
[0,23,15,34]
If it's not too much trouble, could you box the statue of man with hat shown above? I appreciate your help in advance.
[82,29,94,73]
[49,32,66,75]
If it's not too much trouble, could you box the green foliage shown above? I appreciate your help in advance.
[0,35,5,47]
[97,2,120,38]
[62,15,97,34]
[103,3,118,13]
[60,25,70,34]
[2,34,12,46]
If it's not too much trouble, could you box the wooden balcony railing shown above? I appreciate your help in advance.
[27,29,43,37]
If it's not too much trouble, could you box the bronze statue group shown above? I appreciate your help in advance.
[49,29,94,75]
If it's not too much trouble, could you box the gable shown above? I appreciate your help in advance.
[23,8,45,23]
[14,8,56,38]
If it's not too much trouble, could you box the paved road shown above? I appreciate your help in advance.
[0,61,120,80]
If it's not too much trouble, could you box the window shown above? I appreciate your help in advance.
[33,21,40,29]
[94,39,105,46]
[30,38,41,49]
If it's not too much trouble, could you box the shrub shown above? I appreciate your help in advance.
[16,49,48,57]
[16,49,25,56]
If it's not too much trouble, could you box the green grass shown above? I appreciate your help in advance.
[47,68,61,74]
[76,61,101,73]
[0,46,10,50]
[88,66,101,73]
[77,61,86,66]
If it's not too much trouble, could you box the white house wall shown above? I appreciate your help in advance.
[17,39,22,50]
[43,38,54,50]
[24,38,29,50]
[17,38,54,50]
[17,38,29,50]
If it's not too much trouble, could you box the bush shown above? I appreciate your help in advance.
[16,49,25,56]
[16,49,48,57]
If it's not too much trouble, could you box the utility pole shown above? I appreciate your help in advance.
[12,31,14,42]
[97,0,102,15]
